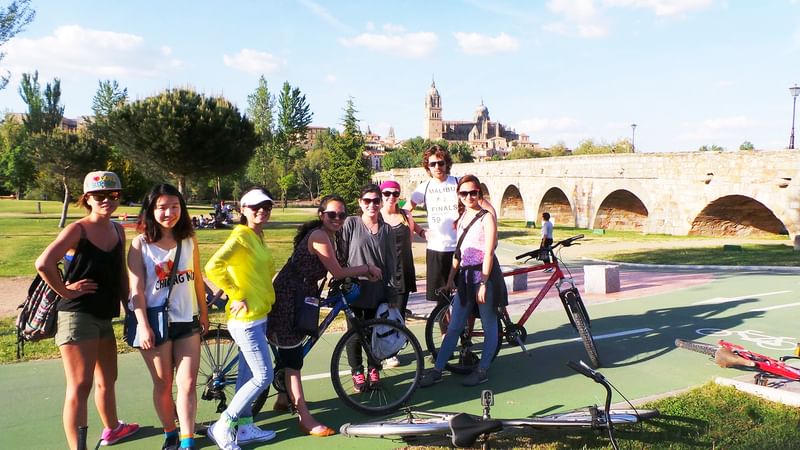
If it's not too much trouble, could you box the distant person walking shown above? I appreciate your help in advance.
[35,171,139,449]
[540,212,554,270]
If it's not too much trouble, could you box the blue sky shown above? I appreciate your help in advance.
[1,0,799,152]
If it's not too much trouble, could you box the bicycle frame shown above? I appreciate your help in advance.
[717,340,800,381]
[502,260,576,326]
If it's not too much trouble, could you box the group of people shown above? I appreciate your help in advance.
[36,143,524,450]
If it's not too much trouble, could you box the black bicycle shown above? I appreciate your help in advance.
[341,360,658,450]
[198,278,424,416]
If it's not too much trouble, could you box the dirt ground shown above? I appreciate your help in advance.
[0,237,787,319]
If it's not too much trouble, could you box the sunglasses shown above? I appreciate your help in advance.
[248,202,273,212]
[322,211,347,220]
[428,160,446,168]
[382,191,400,198]
[458,190,480,198]
[361,197,381,206]
[89,191,121,202]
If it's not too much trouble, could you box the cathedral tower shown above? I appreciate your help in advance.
[424,80,443,140]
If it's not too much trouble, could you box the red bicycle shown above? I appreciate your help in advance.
[425,234,602,374]
[675,338,800,386]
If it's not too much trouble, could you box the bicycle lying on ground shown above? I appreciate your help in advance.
[198,278,424,416]
[425,234,601,374]
[675,338,800,386]
[340,360,658,450]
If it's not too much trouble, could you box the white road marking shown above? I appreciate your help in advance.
[750,302,800,312]
[692,290,791,305]
[567,327,653,342]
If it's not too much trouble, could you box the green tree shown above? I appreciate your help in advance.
[109,89,258,194]
[28,129,110,227]
[245,76,276,190]
[0,0,35,90]
[739,141,755,151]
[18,71,43,133]
[0,115,33,197]
[274,81,312,206]
[382,146,418,169]
[507,147,540,160]
[295,145,327,200]
[321,98,370,208]
[549,141,569,156]
[447,141,474,163]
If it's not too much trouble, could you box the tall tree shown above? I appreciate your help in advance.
[273,81,312,207]
[321,98,370,208]
[0,0,35,90]
[245,76,276,189]
[0,115,33,197]
[28,129,110,227]
[109,89,258,194]
[18,71,43,133]
[42,77,64,131]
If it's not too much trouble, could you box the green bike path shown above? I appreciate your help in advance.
[2,270,799,449]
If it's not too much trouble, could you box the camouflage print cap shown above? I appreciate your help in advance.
[83,171,122,193]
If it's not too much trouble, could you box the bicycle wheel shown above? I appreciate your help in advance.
[675,338,718,357]
[340,412,454,438]
[197,324,268,418]
[331,318,424,415]
[424,301,502,375]
[564,290,601,368]
[198,324,239,414]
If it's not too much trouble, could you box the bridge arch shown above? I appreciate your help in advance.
[593,189,649,231]
[689,195,788,236]
[537,187,575,227]
[499,184,524,219]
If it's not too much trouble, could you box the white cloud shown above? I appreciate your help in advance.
[339,26,438,58]
[223,49,285,75]
[324,73,337,83]
[4,25,181,77]
[453,32,520,55]
[297,0,352,33]
[678,115,755,141]
[545,0,609,38]
[602,0,714,17]
[516,116,580,133]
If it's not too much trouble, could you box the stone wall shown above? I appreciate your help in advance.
[374,150,800,239]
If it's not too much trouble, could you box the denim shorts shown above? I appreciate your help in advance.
[55,311,115,346]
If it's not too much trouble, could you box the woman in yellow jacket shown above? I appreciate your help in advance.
[204,188,277,450]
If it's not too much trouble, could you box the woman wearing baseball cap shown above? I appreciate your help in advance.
[35,171,140,449]
[204,187,278,449]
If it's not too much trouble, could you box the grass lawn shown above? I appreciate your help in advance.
[599,244,800,267]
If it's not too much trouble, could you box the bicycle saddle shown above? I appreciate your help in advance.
[449,413,502,448]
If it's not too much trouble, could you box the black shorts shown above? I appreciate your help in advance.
[275,345,304,371]
[168,317,202,342]
[426,249,454,303]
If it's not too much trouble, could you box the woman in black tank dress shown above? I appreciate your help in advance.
[35,172,139,449]
[267,195,381,437]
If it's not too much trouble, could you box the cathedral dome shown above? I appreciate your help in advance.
[473,100,489,121]
[428,81,439,98]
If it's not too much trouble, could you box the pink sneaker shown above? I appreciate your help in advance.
[352,371,367,393]
[100,421,140,446]
[368,367,380,386]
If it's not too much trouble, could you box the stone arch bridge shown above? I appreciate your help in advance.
[375,150,800,241]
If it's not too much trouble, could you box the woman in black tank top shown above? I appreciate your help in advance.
[35,171,139,449]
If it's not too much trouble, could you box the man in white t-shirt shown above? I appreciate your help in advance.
[406,145,494,304]
[540,212,554,270]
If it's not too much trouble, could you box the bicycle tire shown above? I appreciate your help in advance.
[331,318,424,415]
[675,338,718,357]
[197,324,267,417]
[340,414,453,438]
[564,291,601,368]
[424,301,502,375]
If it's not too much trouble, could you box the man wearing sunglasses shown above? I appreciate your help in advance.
[405,145,494,305]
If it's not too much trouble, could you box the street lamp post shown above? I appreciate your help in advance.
[631,123,637,152]
[790,85,800,149]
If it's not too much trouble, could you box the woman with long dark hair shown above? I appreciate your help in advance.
[268,195,381,436]
[35,171,139,449]
[339,184,397,392]
[127,183,209,450]
[420,174,506,387]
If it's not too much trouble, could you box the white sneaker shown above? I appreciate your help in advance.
[383,356,400,368]
[208,419,240,450]
[236,423,277,444]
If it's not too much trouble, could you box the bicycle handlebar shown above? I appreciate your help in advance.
[567,360,606,384]
[515,234,585,260]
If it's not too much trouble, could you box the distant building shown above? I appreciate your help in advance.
[4,112,89,131]
[423,81,540,161]
[302,123,399,172]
